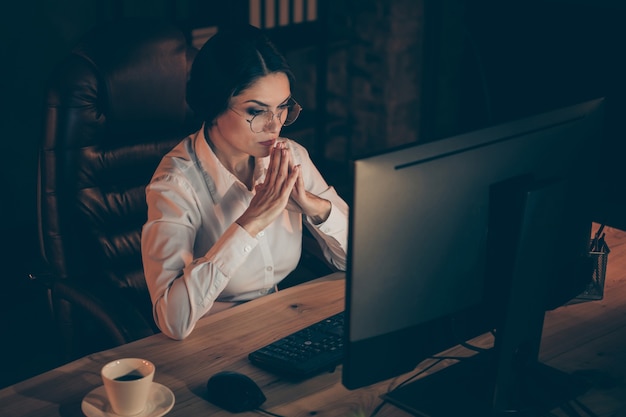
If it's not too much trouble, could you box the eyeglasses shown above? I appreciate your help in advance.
[230,98,302,133]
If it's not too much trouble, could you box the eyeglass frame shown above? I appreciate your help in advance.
[228,97,302,133]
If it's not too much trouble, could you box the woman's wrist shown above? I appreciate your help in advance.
[236,215,263,237]
[306,198,332,225]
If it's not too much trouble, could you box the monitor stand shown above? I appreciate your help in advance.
[384,177,591,416]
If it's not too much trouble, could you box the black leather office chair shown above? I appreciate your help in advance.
[37,18,201,361]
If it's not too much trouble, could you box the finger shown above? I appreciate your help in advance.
[264,144,287,190]
[281,163,299,195]
[266,142,289,186]
[265,144,280,184]
[294,164,304,193]
[275,146,291,185]
[288,164,303,198]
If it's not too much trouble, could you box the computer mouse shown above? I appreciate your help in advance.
[206,371,267,413]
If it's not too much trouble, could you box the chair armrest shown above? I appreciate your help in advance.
[26,269,56,315]
[52,278,157,359]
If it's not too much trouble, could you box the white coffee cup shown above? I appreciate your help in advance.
[101,358,155,416]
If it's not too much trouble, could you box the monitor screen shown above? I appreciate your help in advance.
[343,98,604,415]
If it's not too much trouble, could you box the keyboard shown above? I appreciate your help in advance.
[248,311,345,379]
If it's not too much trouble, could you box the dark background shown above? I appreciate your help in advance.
[2,0,626,387]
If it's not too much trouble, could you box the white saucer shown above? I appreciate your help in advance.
[81,382,175,417]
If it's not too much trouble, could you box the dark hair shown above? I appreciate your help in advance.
[186,24,295,124]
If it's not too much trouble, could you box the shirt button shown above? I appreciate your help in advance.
[266,266,273,272]
[243,245,252,253]
[257,231,265,237]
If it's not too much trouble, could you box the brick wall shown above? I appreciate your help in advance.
[346,0,425,157]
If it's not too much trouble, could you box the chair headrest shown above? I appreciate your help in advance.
[51,18,195,136]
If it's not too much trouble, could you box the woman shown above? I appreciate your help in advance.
[141,24,349,340]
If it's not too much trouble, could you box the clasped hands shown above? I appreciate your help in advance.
[236,141,331,237]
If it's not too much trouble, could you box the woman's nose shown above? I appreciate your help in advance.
[265,115,281,133]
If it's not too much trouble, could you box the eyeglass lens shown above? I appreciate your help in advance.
[249,101,301,133]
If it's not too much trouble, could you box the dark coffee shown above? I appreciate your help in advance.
[114,373,144,381]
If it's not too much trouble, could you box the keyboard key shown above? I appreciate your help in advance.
[248,312,345,379]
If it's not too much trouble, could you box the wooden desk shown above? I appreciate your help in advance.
[0,272,382,417]
[2,225,626,417]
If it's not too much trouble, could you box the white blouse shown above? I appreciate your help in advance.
[141,126,348,340]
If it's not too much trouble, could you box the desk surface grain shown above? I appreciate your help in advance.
[1,273,414,417]
[2,225,626,417]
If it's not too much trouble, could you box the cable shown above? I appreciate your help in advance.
[368,400,388,417]
[460,340,491,353]
[363,358,450,417]
[395,357,447,391]
[256,407,285,417]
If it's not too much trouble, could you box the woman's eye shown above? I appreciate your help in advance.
[247,109,265,117]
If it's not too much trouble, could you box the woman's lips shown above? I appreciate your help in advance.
[259,139,276,147]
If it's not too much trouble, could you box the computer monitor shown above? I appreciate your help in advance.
[343,98,604,415]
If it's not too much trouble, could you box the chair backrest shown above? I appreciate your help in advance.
[38,18,200,340]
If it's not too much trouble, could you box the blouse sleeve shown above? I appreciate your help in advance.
[289,140,349,271]
[141,173,257,340]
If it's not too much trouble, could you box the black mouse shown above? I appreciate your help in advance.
[206,371,267,413]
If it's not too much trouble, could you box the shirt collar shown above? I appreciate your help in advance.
[195,124,269,198]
